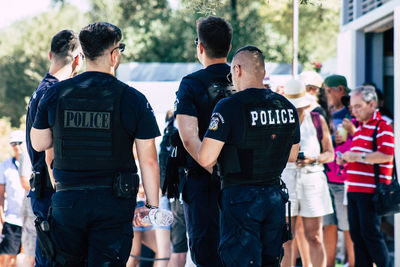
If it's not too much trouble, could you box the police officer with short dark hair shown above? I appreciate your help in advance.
[174,16,232,267]
[26,29,83,267]
[198,46,300,267]
[30,22,160,266]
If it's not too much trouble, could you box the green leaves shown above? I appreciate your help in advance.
[0,0,340,126]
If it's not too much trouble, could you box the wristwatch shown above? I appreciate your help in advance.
[145,203,158,209]
[361,152,366,161]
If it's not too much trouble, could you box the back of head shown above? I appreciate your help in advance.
[79,22,122,61]
[51,30,80,66]
[197,16,232,59]
[232,46,265,81]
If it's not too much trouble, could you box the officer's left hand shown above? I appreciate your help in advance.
[295,156,316,167]
[133,206,151,227]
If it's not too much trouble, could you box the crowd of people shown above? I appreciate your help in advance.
[0,14,395,267]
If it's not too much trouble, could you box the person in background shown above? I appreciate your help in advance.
[338,85,393,267]
[18,143,36,267]
[323,74,355,267]
[159,111,188,267]
[0,131,27,267]
[281,79,334,267]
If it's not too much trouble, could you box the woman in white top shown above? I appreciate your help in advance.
[280,79,335,267]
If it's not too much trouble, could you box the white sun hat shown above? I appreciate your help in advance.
[284,79,314,108]
[9,130,25,143]
[299,71,323,88]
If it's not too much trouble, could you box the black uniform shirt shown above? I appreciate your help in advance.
[175,63,230,169]
[33,72,160,184]
[26,73,59,173]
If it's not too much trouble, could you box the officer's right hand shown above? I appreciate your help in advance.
[133,206,151,227]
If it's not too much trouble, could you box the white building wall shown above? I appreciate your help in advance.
[336,29,365,87]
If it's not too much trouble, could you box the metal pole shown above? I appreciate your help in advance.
[292,0,299,78]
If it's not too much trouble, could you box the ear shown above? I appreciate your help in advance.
[48,51,52,61]
[110,50,117,66]
[236,65,242,77]
[199,42,205,54]
[73,55,80,66]
[370,100,376,109]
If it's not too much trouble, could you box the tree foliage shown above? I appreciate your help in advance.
[0,0,339,126]
[0,5,87,126]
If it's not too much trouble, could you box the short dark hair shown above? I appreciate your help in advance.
[233,45,265,69]
[233,45,264,59]
[50,30,80,65]
[197,16,232,59]
[79,22,122,61]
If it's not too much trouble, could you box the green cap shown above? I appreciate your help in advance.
[324,75,350,92]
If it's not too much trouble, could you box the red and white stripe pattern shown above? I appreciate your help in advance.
[347,111,394,194]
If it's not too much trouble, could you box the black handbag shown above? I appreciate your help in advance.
[371,121,400,216]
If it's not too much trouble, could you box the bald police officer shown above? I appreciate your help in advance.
[31,22,160,266]
[198,46,300,267]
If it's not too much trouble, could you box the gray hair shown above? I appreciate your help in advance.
[350,85,378,107]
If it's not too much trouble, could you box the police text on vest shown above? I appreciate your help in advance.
[250,109,295,126]
[64,110,111,129]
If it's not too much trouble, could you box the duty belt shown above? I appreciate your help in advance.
[55,177,113,192]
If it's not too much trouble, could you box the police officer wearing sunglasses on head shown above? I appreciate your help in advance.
[30,22,160,266]
[198,46,300,267]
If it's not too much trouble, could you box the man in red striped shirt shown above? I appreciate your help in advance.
[339,85,393,267]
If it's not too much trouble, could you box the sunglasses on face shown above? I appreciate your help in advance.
[110,43,125,54]
[10,142,22,146]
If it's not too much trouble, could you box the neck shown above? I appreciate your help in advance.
[14,154,20,161]
[202,57,227,68]
[333,103,344,112]
[239,81,264,92]
[86,61,115,76]
[49,63,73,81]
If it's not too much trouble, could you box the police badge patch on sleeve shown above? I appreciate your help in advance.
[208,113,224,131]
[208,117,219,131]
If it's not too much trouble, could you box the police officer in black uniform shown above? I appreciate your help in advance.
[198,46,300,267]
[26,29,82,267]
[174,16,232,267]
[30,22,160,266]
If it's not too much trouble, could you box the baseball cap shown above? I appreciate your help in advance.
[9,130,25,144]
[324,75,350,92]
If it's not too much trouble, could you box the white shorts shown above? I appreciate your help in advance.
[21,197,36,257]
[282,168,333,218]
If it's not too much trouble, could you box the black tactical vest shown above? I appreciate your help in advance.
[52,76,136,172]
[218,90,298,187]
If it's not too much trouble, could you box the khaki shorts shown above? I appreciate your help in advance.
[282,168,333,218]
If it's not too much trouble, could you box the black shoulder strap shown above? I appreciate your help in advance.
[372,120,382,186]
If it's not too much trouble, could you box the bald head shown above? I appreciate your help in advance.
[232,46,265,81]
